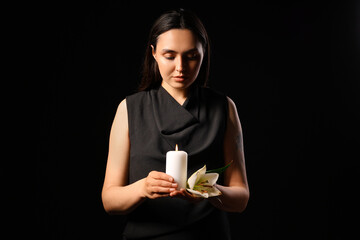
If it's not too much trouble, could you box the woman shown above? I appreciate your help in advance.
[102,9,249,239]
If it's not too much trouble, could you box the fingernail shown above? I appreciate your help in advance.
[171,183,177,188]
[169,177,173,182]
[169,188,175,191]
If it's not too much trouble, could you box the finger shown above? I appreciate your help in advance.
[169,190,183,197]
[149,171,174,182]
[171,189,202,203]
[170,189,192,198]
[150,193,171,199]
[150,179,178,188]
[150,186,176,194]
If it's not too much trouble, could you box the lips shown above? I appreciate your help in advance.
[173,75,187,82]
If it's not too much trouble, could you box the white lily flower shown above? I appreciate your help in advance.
[186,165,222,198]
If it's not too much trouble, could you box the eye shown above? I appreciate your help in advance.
[163,53,175,60]
[187,52,199,60]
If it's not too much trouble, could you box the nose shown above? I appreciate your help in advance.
[175,56,185,72]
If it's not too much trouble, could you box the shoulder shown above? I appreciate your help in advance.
[125,90,155,121]
[201,87,239,123]
[226,96,237,113]
[125,91,147,113]
[225,96,242,130]
[126,90,148,103]
[114,99,128,125]
[125,90,154,109]
[200,87,228,108]
[117,98,127,114]
[109,98,129,137]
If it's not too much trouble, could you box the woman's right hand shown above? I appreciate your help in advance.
[140,171,178,199]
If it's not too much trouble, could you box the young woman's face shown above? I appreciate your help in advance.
[152,29,204,91]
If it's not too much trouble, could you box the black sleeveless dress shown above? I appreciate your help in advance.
[124,86,231,240]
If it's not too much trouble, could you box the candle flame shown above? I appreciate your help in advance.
[175,144,178,151]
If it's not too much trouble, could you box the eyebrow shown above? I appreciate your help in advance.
[161,48,199,54]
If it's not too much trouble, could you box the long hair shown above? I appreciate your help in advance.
[138,9,210,91]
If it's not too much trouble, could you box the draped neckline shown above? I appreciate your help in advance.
[150,86,200,149]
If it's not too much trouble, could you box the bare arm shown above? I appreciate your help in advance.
[208,97,250,212]
[102,99,177,215]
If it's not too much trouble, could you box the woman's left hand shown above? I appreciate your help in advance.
[170,188,203,203]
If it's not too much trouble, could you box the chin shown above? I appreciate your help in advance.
[172,80,195,89]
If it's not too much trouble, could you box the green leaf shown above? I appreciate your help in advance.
[206,160,233,174]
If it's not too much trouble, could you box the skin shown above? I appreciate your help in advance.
[152,29,204,105]
[102,29,249,214]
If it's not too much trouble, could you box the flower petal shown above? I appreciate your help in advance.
[187,165,206,189]
[207,186,222,197]
[198,173,219,186]
[186,185,222,198]
[187,188,209,198]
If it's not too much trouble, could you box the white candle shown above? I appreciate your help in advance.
[166,144,188,190]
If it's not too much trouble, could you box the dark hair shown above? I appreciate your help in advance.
[138,9,210,91]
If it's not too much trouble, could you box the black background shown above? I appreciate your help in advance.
[36,1,359,239]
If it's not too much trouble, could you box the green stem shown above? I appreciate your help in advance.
[206,160,233,174]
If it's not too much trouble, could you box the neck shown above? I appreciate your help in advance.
[161,81,189,105]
